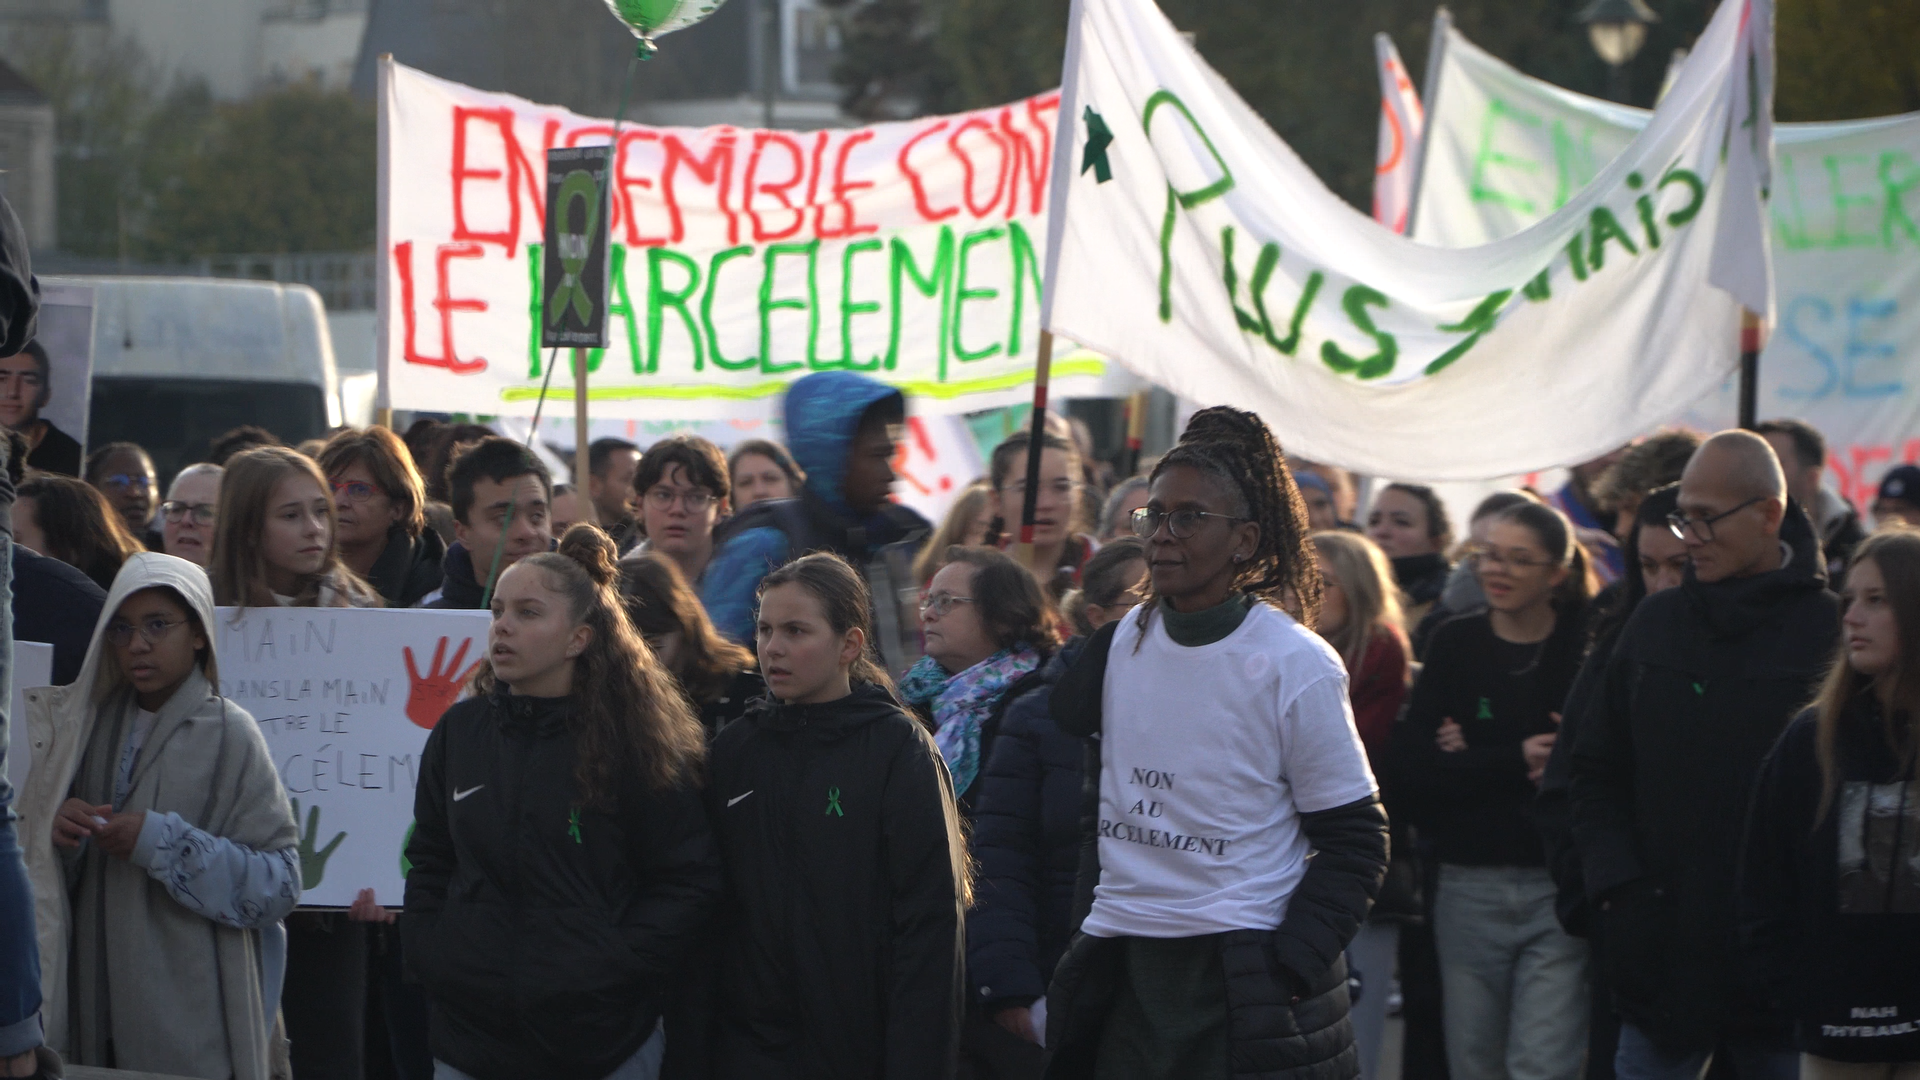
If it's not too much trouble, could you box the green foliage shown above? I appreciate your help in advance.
[1777,0,1920,121]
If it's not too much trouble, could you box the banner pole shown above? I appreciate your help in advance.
[1402,6,1450,239]
[374,54,393,418]
[1014,331,1055,573]
[574,347,597,523]
[1124,389,1147,476]
[1738,309,1763,430]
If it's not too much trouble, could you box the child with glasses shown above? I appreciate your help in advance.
[630,435,730,589]
[30,553,300,1080]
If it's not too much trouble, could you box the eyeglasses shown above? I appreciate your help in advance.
[919,593,976,618]
[1130,506,1247,540]
[105,617,187,648]
[161,501,216,525]
[1667,496,1764,542]
[98,473,150,492]
[330,479,379,505]
[644,486,715,513]
[1466,543,1555,571]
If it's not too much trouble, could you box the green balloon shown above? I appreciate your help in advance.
[603,0,727,43]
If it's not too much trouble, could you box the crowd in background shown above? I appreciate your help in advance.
[0,222,1914,1080]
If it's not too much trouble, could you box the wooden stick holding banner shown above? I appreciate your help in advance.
[1738,309,1764,430]
[574,347,594,523]
[1014,331,1056,572]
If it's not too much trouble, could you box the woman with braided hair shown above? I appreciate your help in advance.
[1045,407,1389,1080]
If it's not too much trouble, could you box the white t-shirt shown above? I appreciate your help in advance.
[1080,601,1378,939]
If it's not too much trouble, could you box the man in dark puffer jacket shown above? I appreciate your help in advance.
[1571,432,1840,1080]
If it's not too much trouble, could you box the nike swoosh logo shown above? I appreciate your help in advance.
[453,785,484,802]
[727,791,754,807]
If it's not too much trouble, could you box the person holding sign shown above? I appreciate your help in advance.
[705,552,965,1077]
[33,552,301,1080]
[403,526,718,1080]
[1043,408,1388,1078]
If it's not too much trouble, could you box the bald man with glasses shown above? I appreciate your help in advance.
[1570,431,1841,1080]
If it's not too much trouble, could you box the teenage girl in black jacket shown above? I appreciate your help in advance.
[705,551,967,1079]
[1741,529,1920,1073]
[402,526,718,1080]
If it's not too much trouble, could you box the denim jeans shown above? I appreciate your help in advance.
[434,1023,664,1080]
[1348,921,1400,1080]
[1613,1023,1800,1080]
[1434,864,1590,1080]
[0,534,39,1057]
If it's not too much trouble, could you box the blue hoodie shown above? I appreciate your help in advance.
[700,372,931,642]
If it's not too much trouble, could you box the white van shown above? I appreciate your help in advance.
[49,276,373,483]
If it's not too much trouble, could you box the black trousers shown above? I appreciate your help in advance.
[282,914,367,1080]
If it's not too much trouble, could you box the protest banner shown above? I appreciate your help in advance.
[214,606,492,907]
[377,59,1125,419]
[1372,33,1424,234]
[7,642,55,798]
[1041,0,1773,481]
[1407,25,1920,506]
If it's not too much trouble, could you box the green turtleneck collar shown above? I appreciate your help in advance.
[1159,592,1254,647]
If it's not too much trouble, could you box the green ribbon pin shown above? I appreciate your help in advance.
[1081,107,1114,183]
[825,787,844,817]
[546,169,602,328]
[1476,697,1493,721]
[568,807,584,844]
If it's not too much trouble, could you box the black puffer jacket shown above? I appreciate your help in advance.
[705,683,966,1079]
[401,691,721,1080]
[1570,503,1840,1054]
[365,523,445,608]
[1045,620,1389,1079]
[967,640,1086,1013]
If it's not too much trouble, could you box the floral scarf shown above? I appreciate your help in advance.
[899,645,1043,796]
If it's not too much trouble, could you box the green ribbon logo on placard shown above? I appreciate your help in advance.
[547,169,601,328]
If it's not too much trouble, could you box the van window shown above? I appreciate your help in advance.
[88,377,328,486]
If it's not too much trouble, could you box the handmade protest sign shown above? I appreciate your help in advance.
[215,606,491,906]
[378,60,1118,418]
[1042,0,1773,481]
[542,146,614,349]
[1410,26,1920,506]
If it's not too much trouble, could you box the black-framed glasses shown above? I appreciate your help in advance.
[644,486,715,513]
[105,617,187,648]
[1465,543,1555,571]
[161,501,215,525]
[1667,496,1764,542]
[330,479,379,505]
[1130,506,1247,540]
[919,593,976,618]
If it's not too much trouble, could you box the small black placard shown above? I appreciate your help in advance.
[540,145,613,349]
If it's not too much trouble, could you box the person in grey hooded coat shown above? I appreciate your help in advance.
[22,552,300,1080]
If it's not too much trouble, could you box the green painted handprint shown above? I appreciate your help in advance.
[290,798,347,890]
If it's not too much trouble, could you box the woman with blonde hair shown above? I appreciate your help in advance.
[209,446,378,609]
[913,480,996,585]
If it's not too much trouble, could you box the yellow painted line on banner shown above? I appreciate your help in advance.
[497,357,1110,404]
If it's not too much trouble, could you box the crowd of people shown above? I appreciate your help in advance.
[0,205,1910,1080]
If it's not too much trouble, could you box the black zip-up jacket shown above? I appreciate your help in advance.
[1391,609,1585,867]
[401,691,721,1080]
[1740,699,1920,1063]
[366,522,445,608]
[1569,502,1840,1054]
[704,683,966,1079]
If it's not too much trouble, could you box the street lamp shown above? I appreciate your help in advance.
[1577,0,1659,103]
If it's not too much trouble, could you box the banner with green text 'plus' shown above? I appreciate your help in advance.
[1041,0,1774,481]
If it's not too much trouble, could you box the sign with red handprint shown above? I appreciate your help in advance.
[215,606,492,907]
[404,636,482,729]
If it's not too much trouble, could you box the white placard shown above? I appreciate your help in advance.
[215,606,491,907]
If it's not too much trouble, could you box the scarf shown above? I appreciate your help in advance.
[899,645,1042,795]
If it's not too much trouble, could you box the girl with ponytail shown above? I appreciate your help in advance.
[702,551,966,1077]
[1045,407,1387,1076]
[401,524,719,1080]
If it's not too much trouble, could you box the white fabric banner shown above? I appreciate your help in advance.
[377,60,1131,418]
[1042,0,1774,481]
[1412,26,1920,508]
[1372,33,1425,234]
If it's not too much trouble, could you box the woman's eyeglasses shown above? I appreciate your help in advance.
[1130,506,1246,539]
[105,618,187,648]
[160,501,215,525]
[330,480,380,505]
[919,592,976,617]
